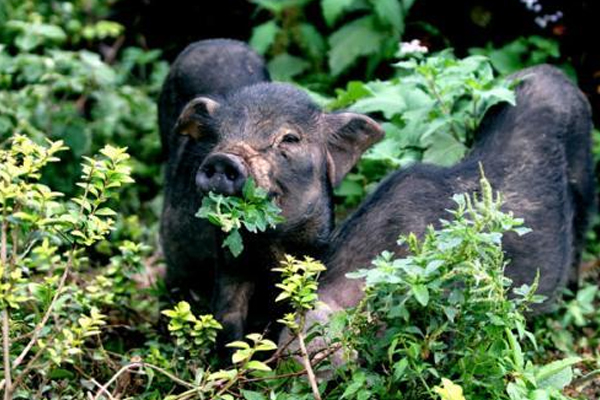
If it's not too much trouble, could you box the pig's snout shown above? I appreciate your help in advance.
[196,153,248,196]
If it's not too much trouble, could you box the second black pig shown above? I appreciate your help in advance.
[306,65,595,336]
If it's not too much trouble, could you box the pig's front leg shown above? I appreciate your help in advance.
[212,269,255,347]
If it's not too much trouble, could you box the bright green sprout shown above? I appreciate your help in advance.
[195,178,285,257]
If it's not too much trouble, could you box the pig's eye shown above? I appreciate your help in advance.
[281,133,301,144]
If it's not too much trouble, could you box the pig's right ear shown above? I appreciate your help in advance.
[324,112,384,186]
[173,97,220,139]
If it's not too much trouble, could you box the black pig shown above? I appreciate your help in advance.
[307,65,595,333]
[159,40,383,344]
[159,39,270,312]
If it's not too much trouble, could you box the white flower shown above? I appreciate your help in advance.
[399,39,428,55]
[535,16,548,28]
[520,0,541,12]
[535,11,563,28]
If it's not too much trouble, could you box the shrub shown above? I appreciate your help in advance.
[0,135,140,398]
[328,50,515,207]
[250,0,417,88]
[0,0,168,240]
[320,171,576,400]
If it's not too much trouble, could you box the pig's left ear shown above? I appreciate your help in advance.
[174,97,220,139]
[324,112,384,186]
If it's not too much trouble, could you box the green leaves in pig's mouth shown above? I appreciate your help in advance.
[195,178,285,257]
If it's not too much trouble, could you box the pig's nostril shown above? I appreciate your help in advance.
[203,165,215,178]
[197,153,248,195]
[225,166,238,181]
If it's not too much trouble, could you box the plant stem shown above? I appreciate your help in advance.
[242,343,341,384]
[213,370,243,399]
[424,75,462,143]
[2,310,10,400]
[1,217,12,400]
[9,334,49,392]
[296,329,322,400]
[12,248,74,369]
[93,361,197,400]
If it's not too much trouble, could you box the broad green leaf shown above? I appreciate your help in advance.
[223,230,244,257]
[433,378,465,400]
[48,368,75,379]
[402,0,417,11]
[412,284,429,306]
[536,357,581,390]
[246,360,272,372]
[363,137,403,167]
[341,373,366,398]
[421,131,467,166]
[226,341,251,349]
[393,358,409,380]
[328,16,385,77]
[208,369,238,381]
[328,81,372,110]
[232,349,252,364]
[336,176,365,198]
[250,21,280,55]
[246,333,264,342]
[298,23,326,61]
[350,81,407,118]
[321,0,356,26]
[506,328,524,371]
[255,340,278,351]
[241,390,267,400]
[267,53,310,81]
[373,0,404,34]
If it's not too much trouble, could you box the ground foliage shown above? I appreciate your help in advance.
[0,0,167,252]
[0,0,598,399]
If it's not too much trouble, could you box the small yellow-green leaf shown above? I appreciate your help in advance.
[232,349,252,364]
[433,378,465,400]
[245,360,271,372]
[226,341,250,349]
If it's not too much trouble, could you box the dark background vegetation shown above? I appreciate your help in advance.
[111,0,600,124]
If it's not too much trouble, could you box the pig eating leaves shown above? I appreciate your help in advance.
[159,39,383,346]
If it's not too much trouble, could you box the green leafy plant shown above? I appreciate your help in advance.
[0,136,134,398]
[195,178,285,257]
[330,49,516,206]
[529,282,600,397]
[161,301,222,359]
[250,0,416,87]
[323,0,416,78]
[274,255,327,315]
[311,172,577,400]
[1,2,596,398]
[0,0,168,244]
[0,136,589,400]
[274,255,327,399]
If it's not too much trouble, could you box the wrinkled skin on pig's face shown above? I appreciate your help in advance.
[208,89,328,229]
[175,82,383,243]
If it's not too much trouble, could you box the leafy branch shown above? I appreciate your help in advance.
[274,255,327,400]
[196,178,284,257]
[0,136,133,398]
